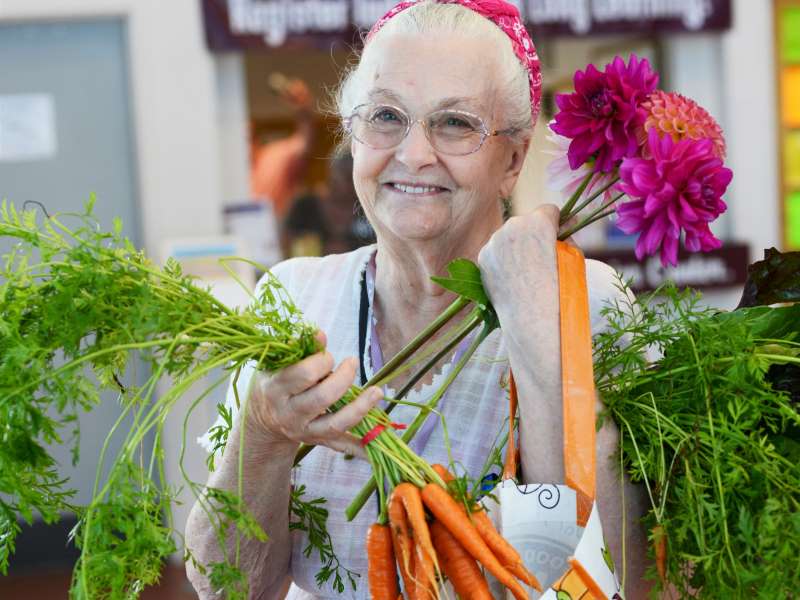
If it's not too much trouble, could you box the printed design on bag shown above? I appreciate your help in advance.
[552,567,594,599]
[518,483,561,509]
[517,532,574,587]
[601,538,623,593]
[601,540,615,574]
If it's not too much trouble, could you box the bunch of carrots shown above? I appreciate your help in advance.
[367,464,541,600]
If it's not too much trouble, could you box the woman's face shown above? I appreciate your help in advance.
[350,33,528,246]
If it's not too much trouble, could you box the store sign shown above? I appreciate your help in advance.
[202,0,732,50]
[586,241,750,294]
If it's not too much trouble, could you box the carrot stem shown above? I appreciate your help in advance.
[345,324,493,521]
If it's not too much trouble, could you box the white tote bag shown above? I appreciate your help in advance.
[483,244,623,600]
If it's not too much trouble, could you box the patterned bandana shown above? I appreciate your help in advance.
[366,0,542,124]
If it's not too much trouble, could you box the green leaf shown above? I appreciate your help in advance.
[737,247,800,308]
[716,303,800,341]
[430,258,489,307]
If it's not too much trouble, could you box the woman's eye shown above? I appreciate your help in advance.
[371,108,402,123]
[445,117,471,129]
[433,113,478,131]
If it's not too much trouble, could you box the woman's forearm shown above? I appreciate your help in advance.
[185,421,298,600]
[494,253,564,485]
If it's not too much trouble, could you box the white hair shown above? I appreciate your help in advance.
[335,1,533,142]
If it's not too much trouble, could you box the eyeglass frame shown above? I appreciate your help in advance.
[342,102,518,156]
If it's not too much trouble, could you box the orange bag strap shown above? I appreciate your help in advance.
[502,371,520,481]
[501,242,596,526]
[556,241,596,526]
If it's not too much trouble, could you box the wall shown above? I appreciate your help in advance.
[662,0,780,307]
[0,0,234,564]
[0,0,225,253]
[721,0,780,258]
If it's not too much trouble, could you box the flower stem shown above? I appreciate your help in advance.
[559,171,594,222]
[385,309,483,416]
[558,193,623,241]
[561,176,620,225]
[369,295,471,387]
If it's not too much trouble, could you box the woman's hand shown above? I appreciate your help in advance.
[477,204,561,354]
[243,332,382,458]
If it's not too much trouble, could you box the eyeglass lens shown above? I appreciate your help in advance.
[349,104,487,155]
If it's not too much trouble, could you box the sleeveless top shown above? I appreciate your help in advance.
[199,244,626,599]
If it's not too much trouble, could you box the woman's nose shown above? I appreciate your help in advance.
[394,121,437,172]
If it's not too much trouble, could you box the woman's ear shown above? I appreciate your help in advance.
[498,138,531,199]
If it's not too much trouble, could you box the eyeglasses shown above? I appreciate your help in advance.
[344,103,516,156]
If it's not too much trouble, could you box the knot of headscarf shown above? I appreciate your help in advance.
[366,0,542,124]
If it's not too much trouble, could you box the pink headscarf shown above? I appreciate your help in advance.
[366,0,542,124]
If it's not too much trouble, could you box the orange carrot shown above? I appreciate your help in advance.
[431,464,453,484]
[556,241,597,528]
[413,539,436,600]
[430,464,541,592]
[653,524,667,584]
[470,509,541,591]
[392,483,440,597]
[430,520,493,600]
[388,491,417,598]
[367,523,400,600]
[421,482,528,600]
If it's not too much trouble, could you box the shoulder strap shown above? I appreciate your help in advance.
[556,241,596,527]
[358,268,369,386]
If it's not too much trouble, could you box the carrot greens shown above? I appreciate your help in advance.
[0,198,326,597]
[593,277,800,597]
[0,199,494,597]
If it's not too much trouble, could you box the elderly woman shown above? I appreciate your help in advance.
[186,1,650,598]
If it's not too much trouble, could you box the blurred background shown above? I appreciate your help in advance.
[0,0,797,598]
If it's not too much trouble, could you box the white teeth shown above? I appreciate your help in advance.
[392,183,440,194]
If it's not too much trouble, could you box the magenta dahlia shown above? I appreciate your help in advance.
[616,128,732,267]
[550,55,659,173]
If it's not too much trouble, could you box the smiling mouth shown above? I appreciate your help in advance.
[385,182,449,195]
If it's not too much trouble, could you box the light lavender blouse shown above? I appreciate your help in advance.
[200,244,625,599]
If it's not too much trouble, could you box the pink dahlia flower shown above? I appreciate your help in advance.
[551,55,659,173]
[616,128,732,267]
[643,90,727,160]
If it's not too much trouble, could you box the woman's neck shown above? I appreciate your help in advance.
[371,224,495,362]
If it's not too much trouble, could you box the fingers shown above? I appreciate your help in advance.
[292,357,359,418]
[270,350,335,398]
[535,203,561,227]
[246,343,385,458]
[305,386,383,453]
[311,386,383,433]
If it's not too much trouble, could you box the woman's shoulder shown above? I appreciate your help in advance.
[584,258,630,334]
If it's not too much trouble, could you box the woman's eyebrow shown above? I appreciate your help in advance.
[366,89,484,113]
[433,96,483,112]
[367,88,405,105]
